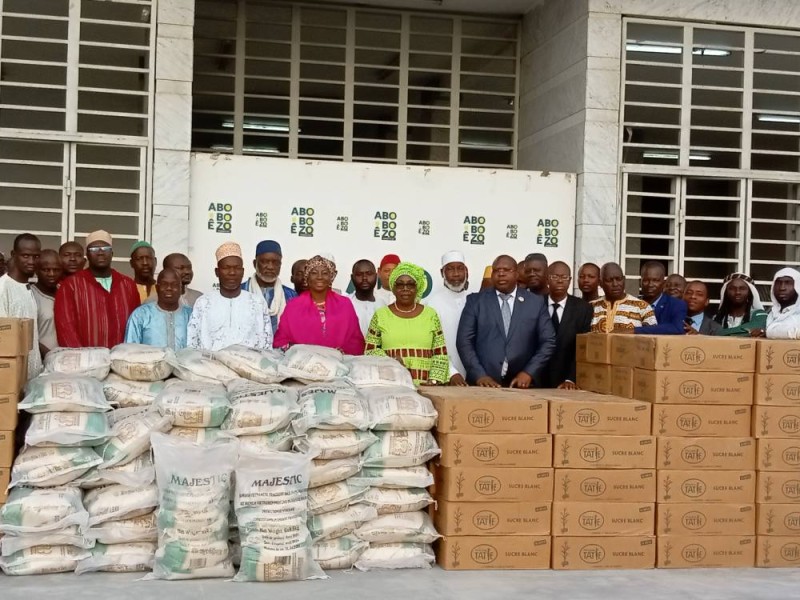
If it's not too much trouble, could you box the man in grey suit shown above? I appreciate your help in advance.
[683,280,722,335]
[457,254,556,388]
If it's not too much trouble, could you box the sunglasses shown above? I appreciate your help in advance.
[87,245,112,253]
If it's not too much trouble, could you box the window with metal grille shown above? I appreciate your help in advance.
[192,0,519,168]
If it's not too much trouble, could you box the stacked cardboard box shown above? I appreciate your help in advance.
[547,390,656,569]
[753,339,800,568]
[424,387,553,570]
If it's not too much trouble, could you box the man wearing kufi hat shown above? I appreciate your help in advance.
[375,253,400,305]
[187,241,273,351]
[130,240,157,303]
[424,251,471,386]
[55,230,140,348]
[241,239,297,331]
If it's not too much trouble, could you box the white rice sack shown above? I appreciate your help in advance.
[354,543,435,571]
[0,545,91,576]
[25,412,110,448]
[10,446,102,488]
[362,431,440,468]
[44,346,111,379]
[75,541,156,574]
[96,408,172,468]
[84,483,158,527]
[350,466,434,490]
[279,344,348,382]
[309,457,361,489]
[363,488,434,515]
[84,510,158,544]
[234,449,326,582]
[168,347,239,384]
[0,526,94,557]
[0,486,88,534]
[168,426,228,444]
[77,453,155,490]
[238,429,295,453]
[294,383,370,433]
[308,480,368,516]
[298,430,377,460]
[148,433,237,580]
[110,344,174,382]
[103,374,166,408]
[155,380,230,428]
[221,380,299,435]
[214,345,284,384]
[20,374,111,414]
[355,511,440,544]
[312,534,368,570]
[364,386,437,431]
[308,504,377,542]
[345,355,415,389]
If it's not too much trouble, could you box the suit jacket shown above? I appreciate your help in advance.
[635,293,687,335]
[539,295,593,388]
[699,315,722,335]
[456,287,556,386]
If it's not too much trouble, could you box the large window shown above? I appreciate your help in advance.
[192,0,519,168]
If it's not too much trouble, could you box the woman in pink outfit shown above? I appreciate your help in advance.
[273,255,365,355]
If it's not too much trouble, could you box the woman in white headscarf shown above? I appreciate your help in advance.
[713,272,767,337]
[766,267,800,339]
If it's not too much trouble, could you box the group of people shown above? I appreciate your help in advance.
[1,230,799,391]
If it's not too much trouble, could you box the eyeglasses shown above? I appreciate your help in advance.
[394,282,417,290]
[548,275,571,282]
[87,245,112,253]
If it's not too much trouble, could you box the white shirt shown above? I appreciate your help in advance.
[187,290,273,352]
[548,296,566,319]
[0,274,42,380]
[347,292,387,336]
[374,287,395,305]
[426,287,469,378]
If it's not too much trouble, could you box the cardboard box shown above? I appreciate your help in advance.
[424,388,548,434]
[652,404,751,437]
[0,357,26,395]
[585,333,613,364]
[757,471,800,504]
[0,431,13,468]
[549,397,651,435]
[0,318,33,357]
[552,536,655,570]
[633,369,753,405]
[656,503,755,536]
[612,366,634,399]
[553,435,655,469]
[754,374,800,406]
[612,335,756,372]
[576,334,588,364]
[757,438,800,471]
[433,466,553,502]
[576,362,611,394]
[757,504,800,536]
[553,469,656,503]
[0,467,8,503]
[0,393,18,430]
[656,437,756,470]
[752,405,800,439]
[757,339,800,375]
[657,470,756,504]
[437,535,551,570]
[552,502,654,536]
[757,536,800,567]
[436,434,552,468]
[433,501,551,536]
[657,535,755,568]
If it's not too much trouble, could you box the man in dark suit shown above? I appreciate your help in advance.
[683,280,722,335]
[635,261,687,335]
[457,255,556,388]
[539,261,593,389]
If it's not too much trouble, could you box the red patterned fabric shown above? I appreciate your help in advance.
[55,269,140,348]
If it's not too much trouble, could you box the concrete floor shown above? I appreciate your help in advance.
[3,568,800,599]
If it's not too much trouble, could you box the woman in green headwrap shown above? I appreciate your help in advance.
[364,262,449,386]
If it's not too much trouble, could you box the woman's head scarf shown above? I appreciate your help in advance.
[303,255,337,287]
[389,262,427,300]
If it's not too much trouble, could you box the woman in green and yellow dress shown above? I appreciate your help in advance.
[364,262,449,386]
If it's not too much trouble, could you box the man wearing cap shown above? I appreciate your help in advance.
[55,230,140,348]
[375,254,400,304]
[241,240,298,331]
[130,240,157,303]
[424,251,470,386]
[187,242,273,351]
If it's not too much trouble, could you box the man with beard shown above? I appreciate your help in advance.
[525,253,549,296]
[130,241,157,303]
[348,259,386,336]
[162,253,202,308]
[241,240,297,331]
[58,241,86,277]
[766,268,800,339]
[425,251,470,386]
[31,249,63,357]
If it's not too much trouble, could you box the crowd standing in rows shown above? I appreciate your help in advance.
[1,230,800,391]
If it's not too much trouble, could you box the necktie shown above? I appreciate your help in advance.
[551,302,560,333]
[500,293,511,336]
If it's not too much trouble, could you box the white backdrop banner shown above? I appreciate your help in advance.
[188,154,577,296]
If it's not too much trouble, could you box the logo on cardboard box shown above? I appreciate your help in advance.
[681,445,707,465]
[782,480,800,499]
[579,511,604,531]
[471,544,497,564]
[468,409,494,428]
[682,543,707,563]
[779,415,800,434]
[681,478,707,498]
[784,350,800,369]
[781,542,800,562]
[680,347,706,366]
[580,477,607,497]
[784,512,800,531]
[473,442,499,462]
[677,413,702,432]
[783,383,800,400]
[679,381,703,400]
[682,511,707,530]
[783,447,800,466]
[476,476,501,496]
[580,544,606,564]
[575,409,600,428]
[580,443,605,462]
[473,510,499,531]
